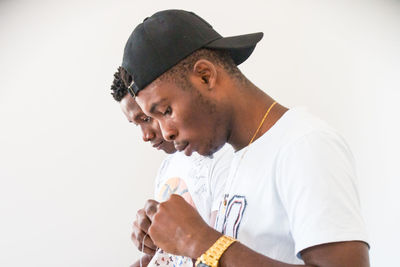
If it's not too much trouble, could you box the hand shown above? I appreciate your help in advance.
[131,200,159,255]
[129,254,153,267]
[146,194,222,258]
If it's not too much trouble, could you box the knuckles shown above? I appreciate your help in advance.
[131,232,140,247]
[132,221,141,234]
[145,199,158,208]
[152,211,162,225]
[169,193,184,203]
[137,208,146,218]
[169,194,180,200]
[138,219,148,230]
[145,199,159,215]
[136,230,144,241]
[158,201,167,212]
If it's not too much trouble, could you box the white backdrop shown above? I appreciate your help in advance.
[0,0,399,266]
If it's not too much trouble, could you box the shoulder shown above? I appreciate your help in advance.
[274,111,358,197]
[280,107,342,143]
[270,108,356,187]
[264,107,350,156]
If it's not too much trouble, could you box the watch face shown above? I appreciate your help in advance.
[197,263,210,267]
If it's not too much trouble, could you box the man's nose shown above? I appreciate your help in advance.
[142,131,155,142]
[160,123,177,142]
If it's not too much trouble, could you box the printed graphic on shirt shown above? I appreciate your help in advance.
[147,249,193,267]
[216,195,247,239]
[150,177,195,267]
[157,177,195,208]
[187,156,209,197]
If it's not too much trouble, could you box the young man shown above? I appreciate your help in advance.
[111,70,232,267]
[118,9,370,267]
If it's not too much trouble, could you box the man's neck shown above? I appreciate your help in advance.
[226,84,288,151]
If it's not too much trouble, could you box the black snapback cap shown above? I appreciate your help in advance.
[121,9,263,96]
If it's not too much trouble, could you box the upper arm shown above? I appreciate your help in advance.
[276,131,369,257]
[301,241,370,267]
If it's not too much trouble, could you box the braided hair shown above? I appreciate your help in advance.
[110,67,128,102]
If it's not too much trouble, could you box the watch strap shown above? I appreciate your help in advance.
[195,235,236,267]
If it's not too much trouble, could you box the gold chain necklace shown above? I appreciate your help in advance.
[223,101,277,208]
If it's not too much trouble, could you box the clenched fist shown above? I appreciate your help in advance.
[131,200,160,255]
[146,194,222,258]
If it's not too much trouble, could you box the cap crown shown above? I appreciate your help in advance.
[122,10,221,93]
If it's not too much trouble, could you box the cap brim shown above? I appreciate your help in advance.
[205,32,263,65]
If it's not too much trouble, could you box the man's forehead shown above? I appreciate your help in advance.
[122,94,144,118]
[136,83,170,113]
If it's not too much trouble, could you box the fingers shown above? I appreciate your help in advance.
[133,221,157,249]
[136,209,151,232]
[139,244,156,256]
[132,222,157,252]
[134,208,156,249]
[131,206,158,255]
[129,255,153,267]
[144,199,159,221]
[131,230,157,255]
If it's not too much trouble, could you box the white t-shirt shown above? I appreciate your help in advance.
[214,107,369,264]
[148,145,233,267]
[155,144,233,223]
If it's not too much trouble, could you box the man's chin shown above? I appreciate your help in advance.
[164,149,177,154]
[197,147,216,158]
[161,146,177,154]
[204,142,226,157]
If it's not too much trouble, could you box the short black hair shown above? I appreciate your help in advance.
[119,48,247,92]
[110,67,128,102]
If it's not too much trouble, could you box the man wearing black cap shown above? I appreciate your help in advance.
[119,9,370,267]
[110,69,232,267]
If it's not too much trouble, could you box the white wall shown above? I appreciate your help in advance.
[0,0,398,266]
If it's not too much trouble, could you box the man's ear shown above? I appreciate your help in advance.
[192,59,217,89]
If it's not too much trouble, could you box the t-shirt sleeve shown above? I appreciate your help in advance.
[276,131,369,258]
[209,146,233,212]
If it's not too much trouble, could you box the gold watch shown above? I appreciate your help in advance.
[195,235,236,267]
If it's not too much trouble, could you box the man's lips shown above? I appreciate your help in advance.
[175,142,188,152]
[175,142,194,156]
[152,140,163,149]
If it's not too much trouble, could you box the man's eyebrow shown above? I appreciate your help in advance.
[149,98,167,114]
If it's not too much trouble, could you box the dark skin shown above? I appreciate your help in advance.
[120,94,176,154]
[134,60,370,266]
[136,75,230,157]
[120,94,175,260]
[121,94,220,265]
